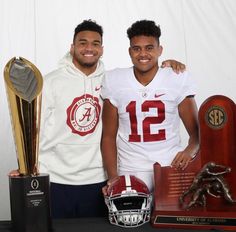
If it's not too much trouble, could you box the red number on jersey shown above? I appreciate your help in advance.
[126,100,166,142]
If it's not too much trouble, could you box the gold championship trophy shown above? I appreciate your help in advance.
[4,57,51,232]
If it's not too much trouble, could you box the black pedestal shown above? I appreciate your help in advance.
[9,174,52,232]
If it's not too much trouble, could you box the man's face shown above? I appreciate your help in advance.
[129,35,162,73]
[70,30,103,72]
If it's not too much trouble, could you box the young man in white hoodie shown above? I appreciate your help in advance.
[9,20,186,218]
[39,20,107,218]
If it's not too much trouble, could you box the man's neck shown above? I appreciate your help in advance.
[72,60,98,76]
[133,65,159,86]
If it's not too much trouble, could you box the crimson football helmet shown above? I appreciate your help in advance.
[105,175,152,227]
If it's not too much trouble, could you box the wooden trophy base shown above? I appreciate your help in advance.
[9,174,52,232]
[151,160,236,230]
[151,164,236,230]
[151,95,236,231]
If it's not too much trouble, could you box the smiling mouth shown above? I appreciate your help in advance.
[84,54,94,57]
[139,59,149,63]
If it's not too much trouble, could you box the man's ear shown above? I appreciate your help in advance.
[70,44,74,55]
[100,46,104,57]
[158,45,163,57]
[128,47,132,56]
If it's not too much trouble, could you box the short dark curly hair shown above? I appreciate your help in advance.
[73,19,103,43]
[127,20,161,43]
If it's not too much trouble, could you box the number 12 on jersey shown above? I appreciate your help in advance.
[126,100,166,142]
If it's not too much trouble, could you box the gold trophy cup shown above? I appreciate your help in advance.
[4,57,51,232]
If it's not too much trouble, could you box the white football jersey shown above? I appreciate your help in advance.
[102,67,196,172]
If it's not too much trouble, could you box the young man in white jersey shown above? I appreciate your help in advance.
[101,20,199,193]
[9,20,187,218]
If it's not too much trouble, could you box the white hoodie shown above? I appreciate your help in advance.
[39,52,106,185]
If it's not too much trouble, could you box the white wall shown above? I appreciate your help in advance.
[1,0,236,220]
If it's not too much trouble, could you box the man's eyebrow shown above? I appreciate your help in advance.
[78,38,87,42]
[93,40,102,44]
[78,38,101,43]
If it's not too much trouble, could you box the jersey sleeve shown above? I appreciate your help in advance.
[176,71,197,104]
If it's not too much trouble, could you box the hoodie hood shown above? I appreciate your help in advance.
[58,52,105,79]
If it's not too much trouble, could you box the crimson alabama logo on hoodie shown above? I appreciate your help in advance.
[66,94,101,136]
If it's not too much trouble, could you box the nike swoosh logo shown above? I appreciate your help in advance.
[95,86,102,91]
[154,93,165,98]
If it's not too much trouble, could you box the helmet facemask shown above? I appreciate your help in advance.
[105,175,152,227]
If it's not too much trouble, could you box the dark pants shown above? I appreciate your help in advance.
[50,181,107,219]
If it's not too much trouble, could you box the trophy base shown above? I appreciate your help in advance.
[9,174,52,232]
[151,208,236,230]
[152,156,236,231]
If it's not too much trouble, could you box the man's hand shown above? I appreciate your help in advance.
[171,151,192,170]
[8,169,20,177]
[102,176,120,196]
[161,60,186,74]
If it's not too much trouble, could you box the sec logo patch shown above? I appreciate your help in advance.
[66,94,101,136]
[205,106,227,129]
